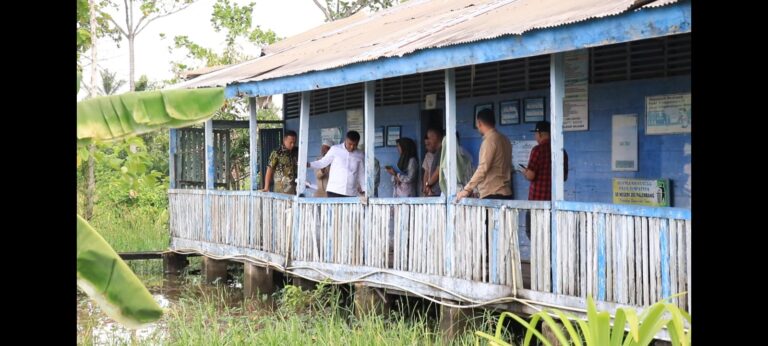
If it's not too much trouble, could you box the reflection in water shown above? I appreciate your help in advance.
[77,267,251,345]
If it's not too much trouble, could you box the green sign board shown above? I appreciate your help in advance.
[612,178,670,207]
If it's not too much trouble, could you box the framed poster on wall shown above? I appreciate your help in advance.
[386,126,401,147]
[499,99,520,125]
[374,126,384,148]
[645,93,691,135]
[524,97,545,123]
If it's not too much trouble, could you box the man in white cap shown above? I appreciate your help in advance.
[314,139,334,197]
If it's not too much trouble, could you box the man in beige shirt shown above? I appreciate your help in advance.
[455,108,513,201]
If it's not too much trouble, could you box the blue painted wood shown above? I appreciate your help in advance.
[225,2,690,98]
[204,191,212,241]
[298,197,361,204]
[205,119,215,190]
[296,92,310,196]
[597,213,606,300]
[551,208,558,294]
[249,97,259,191]
[564,76,691,208]
[252,190,296,201]
[660,219,670,301]
[364,81,376,197]
[554,201,690,220]
[169,129,177,189]
[370,197,445,205]
[325,206,332,263]
[445,69,458,197]
[457,198,551,210]
[211,190,252,196]
[550,52,565,201]
[491,208,499,284]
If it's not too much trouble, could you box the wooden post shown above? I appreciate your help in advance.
[542,321,566,346]
[203,257,228,284]
[296,92,310,196]
[444,68,457,277]
[291,276,316,292]
[162,252,188,276]
[169,129,177,189]
[549,52,565,293]
[364,81,376,196]
[244,263,276,298]
[248,97,259,191]
[204,119,214,241]
[353,283,390,318]
[439,300,469,343]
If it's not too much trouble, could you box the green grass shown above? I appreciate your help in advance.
[87,205,169,252]
[78,272,511,346]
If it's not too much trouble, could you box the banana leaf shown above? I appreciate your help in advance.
[76,87,225,327]
[77,215,163,328]
[77,87,224,143]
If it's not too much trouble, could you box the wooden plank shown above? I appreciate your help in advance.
[579,212,587,297]
[606,214,613,302]
[648,218,658,304]
[642,216,650,305]
[669,219,678,307]
[660,218,670,301]
[542,209,549,292]
[554,201,690,220]
[685,220,691,313]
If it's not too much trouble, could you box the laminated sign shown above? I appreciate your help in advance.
[612,178,670,207]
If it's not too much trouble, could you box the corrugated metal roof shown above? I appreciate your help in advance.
[177,0,679,90]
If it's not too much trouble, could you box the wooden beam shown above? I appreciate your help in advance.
[248,97,259,191]
[169,129,177,189]
[444,68,457,277]
[212,120,249,129]
[364,81,376,197]
[296,92,310,196]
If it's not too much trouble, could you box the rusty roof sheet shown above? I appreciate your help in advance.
[177,0,678,89]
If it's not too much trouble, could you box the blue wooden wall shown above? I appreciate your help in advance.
[284,75,691,259]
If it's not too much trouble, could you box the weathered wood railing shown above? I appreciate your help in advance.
[551,201,691,311]
[169,189,691,314]
[168,189,294,265]
[293,197,366,265]
[169,189,205,240]
[368,198,446,273]
[451,199,534,290]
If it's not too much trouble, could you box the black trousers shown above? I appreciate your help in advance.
[327,191,352,198]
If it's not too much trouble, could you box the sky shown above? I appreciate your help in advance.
[80,0,326,99]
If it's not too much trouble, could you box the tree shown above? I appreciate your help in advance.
[99,68,127,95]
[169,0,279,189]
[312,0,401,21]
[98,0,197,91]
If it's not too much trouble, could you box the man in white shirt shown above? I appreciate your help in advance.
[308,131,366,197]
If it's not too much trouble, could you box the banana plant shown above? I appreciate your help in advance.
[475,295,690,346]
[77,86,225,327]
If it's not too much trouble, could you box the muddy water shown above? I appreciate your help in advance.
[76,266,258,345]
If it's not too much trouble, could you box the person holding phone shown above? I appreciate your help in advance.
[386,137,418,197]
[522,121,569,238]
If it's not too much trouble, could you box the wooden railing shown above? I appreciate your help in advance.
[552,201,691,311]
[293,197,366,266]
[168,189,205,241]
[451,199,540,290]
[368,198,446,273]
[168,189,691,313]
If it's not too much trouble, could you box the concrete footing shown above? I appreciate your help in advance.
[244,263,277,298]
[202,257,228,284]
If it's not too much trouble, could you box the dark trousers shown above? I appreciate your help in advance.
[483,194,513,200]
[327,191,352,198]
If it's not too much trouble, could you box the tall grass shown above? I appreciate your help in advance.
[87,205,169,252]
[92,279,504,346]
